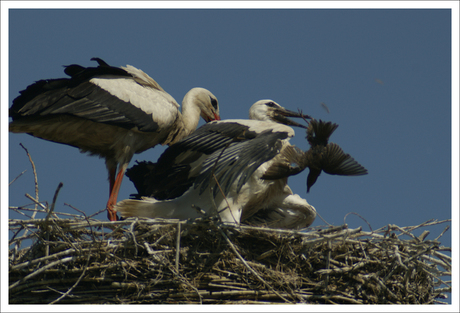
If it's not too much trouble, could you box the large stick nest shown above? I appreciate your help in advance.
[9,207,451,305]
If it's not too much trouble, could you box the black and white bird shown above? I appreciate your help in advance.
[9,58,220,221]
[116,100,317,228]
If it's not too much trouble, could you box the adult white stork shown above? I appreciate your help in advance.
[9,58,220,221]
[115,100,319,228]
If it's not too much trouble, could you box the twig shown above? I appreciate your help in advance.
[9,207,34,219]
[314,210,332,226]
[25,193,47,210]
[9,169,27,186]
[359,240,368,260]
[9,256,76,290]
[46,182,64,222]
[88,207,107,219]
[10,247,92,271]
[15,145,40,253]
[432,250,452,269]
[434,225,450,241]
[212,174,238,223]
[175,222,181,272]
[368,273,399,301]
[64,203,97,243]
[19,143,39,205]
[49,252,91,304]
[404,219,436,233]
[44,182,63,258]
[169,264,203,304]
[324,240,331,288]
[126,218,139,256]
[344,212,373,232]
[216,223,293,304]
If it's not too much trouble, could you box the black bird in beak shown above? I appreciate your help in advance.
[303,119,368,192]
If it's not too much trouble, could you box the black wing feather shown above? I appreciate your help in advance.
[10,58,159,132]
[322,143,368,176]
[195,130,288,197]
[127,122,259,199]
[156,122,257,165]
[127,122,289,200]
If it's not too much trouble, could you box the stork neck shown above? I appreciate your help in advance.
[180,91,202,136]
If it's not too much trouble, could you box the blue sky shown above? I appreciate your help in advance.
[2,2,458,310]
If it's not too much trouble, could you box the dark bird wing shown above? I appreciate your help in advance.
[195,129,288,197]
[305,143,368,192]
[261,144,305,180]
[321,143,368,176]
[304,119,368,192]
[127,121,290,200]
[9,58,159,132]
[128,122,256,200]
[156,122,257,164]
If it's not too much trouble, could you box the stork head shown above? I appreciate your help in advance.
[249,100,309,128]
[185,87,220,122]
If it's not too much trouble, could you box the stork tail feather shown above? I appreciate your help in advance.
[115,198,161,219]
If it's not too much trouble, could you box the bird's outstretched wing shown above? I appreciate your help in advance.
[9,58,163,133]
[127,121,290,200]
[261,144,306,180]
[195,129,288,197]
[321,143,369,176]
[127,121,255,200]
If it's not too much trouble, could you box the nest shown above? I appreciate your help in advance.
[8,146,452,305]
[9,206,451,305]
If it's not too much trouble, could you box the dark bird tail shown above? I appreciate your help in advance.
[306,119,338,147]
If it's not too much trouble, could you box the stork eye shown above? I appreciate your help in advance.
[265,101,278,108]
[210,97,218,110]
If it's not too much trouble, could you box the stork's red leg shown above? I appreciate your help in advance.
[106,163,128,221]
[108,167,116,195]
[106,166,118,221]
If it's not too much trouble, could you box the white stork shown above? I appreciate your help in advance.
[9,58,220,221]
[115,100,320,228]
[116,101,368,229]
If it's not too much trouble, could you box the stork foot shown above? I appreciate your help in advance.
[107,204,119,221]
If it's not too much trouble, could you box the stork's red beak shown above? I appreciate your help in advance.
[204,113,220,122]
